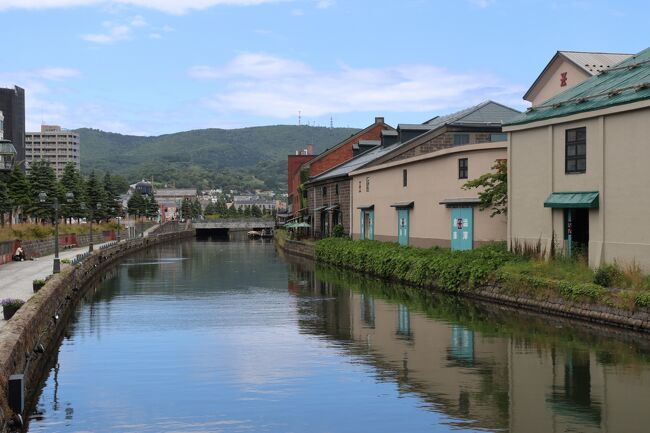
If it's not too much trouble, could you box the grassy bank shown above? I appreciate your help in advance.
[315,238,650,311]
[0,222,121,242]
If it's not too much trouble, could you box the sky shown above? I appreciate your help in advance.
[0,0,645,136]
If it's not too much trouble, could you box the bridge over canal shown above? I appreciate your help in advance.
[193,219,275,239]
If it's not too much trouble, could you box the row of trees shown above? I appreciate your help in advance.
[0,161,158,226]
[203,199,269,218]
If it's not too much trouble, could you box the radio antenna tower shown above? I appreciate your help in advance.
[330,117,333,129]
[298,110,302,126]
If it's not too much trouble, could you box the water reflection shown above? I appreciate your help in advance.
[26,241,650,433]
[290,263,650,433]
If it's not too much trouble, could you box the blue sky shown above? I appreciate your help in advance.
[0,0,645,136]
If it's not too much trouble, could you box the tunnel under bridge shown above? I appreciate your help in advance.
[193,219,275,240]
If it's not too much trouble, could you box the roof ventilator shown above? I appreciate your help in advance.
[608,89,622,98]
[636,83,650,92]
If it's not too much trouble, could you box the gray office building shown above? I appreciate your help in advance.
[0,86,25,169]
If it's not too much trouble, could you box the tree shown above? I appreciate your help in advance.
[251,204,262,218]
[145,194,159,220]
[191,198,202,219]
[0,181,10,226]
[59,163,86,223]
[215,198,228,216]
[204,202,217,215]
[28,160,58,222]
[102,172,121,221]
[463,160,507,217]
[7,166,31,224]
[180,198,191,220]
[127,191,146,218]
[85,171,107,222]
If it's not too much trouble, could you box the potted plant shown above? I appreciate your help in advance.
[2,299,25,320]
[33,279,46,293]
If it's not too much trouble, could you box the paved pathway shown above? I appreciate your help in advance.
[0,243,111,327]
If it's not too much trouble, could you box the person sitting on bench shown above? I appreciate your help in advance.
[13,244,26,261]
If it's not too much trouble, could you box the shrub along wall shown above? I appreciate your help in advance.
[315,238,650,333]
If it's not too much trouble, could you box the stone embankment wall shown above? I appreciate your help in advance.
[275,236,315,260]
[0,229,195,431]
[278,236,650,334]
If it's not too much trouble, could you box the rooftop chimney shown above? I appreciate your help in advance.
[375,116,384,124]
[307,144,314,155]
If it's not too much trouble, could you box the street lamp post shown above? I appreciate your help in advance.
[39,192,73,274]
[88,202,102,252]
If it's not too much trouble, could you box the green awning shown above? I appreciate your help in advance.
[544,192,599,209]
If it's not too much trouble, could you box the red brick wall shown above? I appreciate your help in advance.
[309,123,389,178]
[288,155,313,216]
[308,179,351,238]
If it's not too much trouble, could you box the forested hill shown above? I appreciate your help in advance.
[77,125,360,191]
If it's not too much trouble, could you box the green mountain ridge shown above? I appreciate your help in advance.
[77,125,360,191]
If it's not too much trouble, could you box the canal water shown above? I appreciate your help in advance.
[27,240,650,433]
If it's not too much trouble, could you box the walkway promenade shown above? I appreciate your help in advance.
[0,243,110,327]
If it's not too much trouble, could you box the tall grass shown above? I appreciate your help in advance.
[0,222,120,242]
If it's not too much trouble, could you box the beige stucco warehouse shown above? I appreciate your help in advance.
[505,46,650,271]
[350,142,506,248]
[506,101,650,271]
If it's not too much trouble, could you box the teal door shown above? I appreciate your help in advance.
[367,210,374,240]
[360,210,374,240]
[360,210,365,240]
[397,209,409,246]
[451,207,473,251]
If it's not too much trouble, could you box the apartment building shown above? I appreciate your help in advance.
[25,124,80,177]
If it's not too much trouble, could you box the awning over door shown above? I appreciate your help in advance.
[439,198,481,208]
[357,204,374,210]
[543,191,599,209]
[390,201,414,209]
[324,204,340,211]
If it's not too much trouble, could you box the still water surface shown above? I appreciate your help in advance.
[27,240,650,432]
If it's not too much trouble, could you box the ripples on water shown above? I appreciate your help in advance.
[27,240,650,433]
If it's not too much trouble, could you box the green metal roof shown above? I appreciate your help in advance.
[544,192,599,209]
[506,46,650,126]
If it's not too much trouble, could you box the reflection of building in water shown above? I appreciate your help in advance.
[290,269,650,433]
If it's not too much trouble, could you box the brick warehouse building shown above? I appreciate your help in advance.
[287,145,314,217]
[307,117,393,177]
[287,117,393,220]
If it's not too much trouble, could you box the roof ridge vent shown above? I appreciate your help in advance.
[608,89,622,97]
[552,102,563,108]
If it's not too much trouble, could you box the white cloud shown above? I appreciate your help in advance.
[130,14,147,27]
[149,32,162,39]
[82,21,131,43]
[0,0,289,14]
[316,0,334,9]
[189,53,525,119]
[0,68,81,131]
[469,0,494,8]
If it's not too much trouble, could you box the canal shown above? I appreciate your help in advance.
[27,240,650,433]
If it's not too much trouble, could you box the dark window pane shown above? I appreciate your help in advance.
[577,128,586,140]
[567,130,577,141]
[577,159,586,171]
[567,145,576,156]
[567,160,576,171]
[577,144,586,156]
